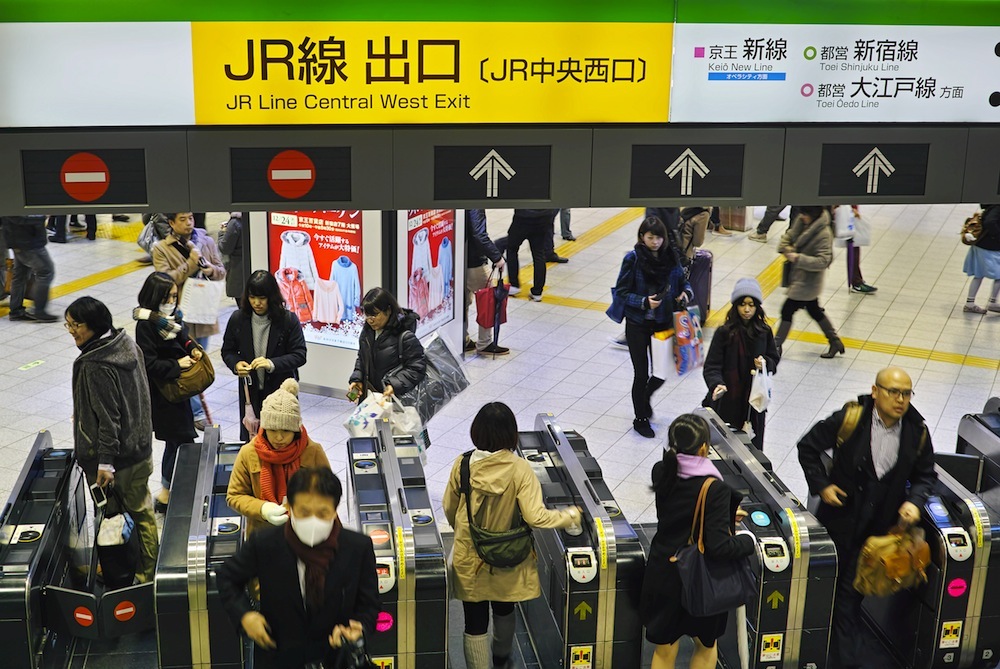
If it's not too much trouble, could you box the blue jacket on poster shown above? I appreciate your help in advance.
[332,256,361,321]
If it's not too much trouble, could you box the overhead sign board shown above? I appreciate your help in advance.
[230,147,352,202]
[630,145,745,199]
[434,146,551,200]
[819,144,928,197]
[21,149,147,206]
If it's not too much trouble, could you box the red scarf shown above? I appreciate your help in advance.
[253,426,311,504]
[284,516,342,611]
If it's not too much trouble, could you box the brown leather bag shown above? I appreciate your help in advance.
[853,525,931,597]
[154,345,215,403]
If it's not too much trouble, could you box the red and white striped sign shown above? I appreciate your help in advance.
[60,152,110,202]
[114,600,136,622]
[73,605,95,627]
[267,150,316,199]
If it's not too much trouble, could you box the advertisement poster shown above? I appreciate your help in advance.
[267,210,364,349]
[670,24,999,122]
[405,209,455,338]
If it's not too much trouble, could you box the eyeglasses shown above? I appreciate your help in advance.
[364,311,384,322]
[64,321,83,332]
[876,384,914,400]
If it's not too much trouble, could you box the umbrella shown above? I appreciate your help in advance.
[490,267,510,358]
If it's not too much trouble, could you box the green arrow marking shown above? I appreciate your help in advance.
[766,591,785,610]
[574,601,593,620]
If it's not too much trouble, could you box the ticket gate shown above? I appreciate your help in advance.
[346,418,448,669]
[516,413,646,669]
[693,407,838,669]
[154,427,249,669]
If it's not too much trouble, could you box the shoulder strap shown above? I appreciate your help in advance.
[689,478,714,551]
[837,401,864,447]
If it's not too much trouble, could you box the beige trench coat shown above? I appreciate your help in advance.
[778,210,833,302]
[443,449,576,603]
[152,229,227,339]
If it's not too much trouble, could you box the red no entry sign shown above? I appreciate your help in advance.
[73,605,95,627]
[267,150,316,199]
[114,600,136,622]
[60,152,110,202]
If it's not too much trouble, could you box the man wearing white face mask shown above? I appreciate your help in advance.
[217,467,381,669]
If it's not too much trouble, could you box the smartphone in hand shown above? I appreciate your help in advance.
[90,482,107,508]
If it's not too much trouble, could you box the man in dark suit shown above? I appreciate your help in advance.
[798,367,936,669]
[217,467,380,669]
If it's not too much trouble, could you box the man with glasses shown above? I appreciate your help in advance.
[797,366,936,669]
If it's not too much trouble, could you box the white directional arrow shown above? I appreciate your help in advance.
[852,147,895,194]
[469,149,516,198]
[665,148,710,196]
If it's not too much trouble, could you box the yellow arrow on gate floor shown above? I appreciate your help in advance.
[766,590,785,609]
[574,601,593,620]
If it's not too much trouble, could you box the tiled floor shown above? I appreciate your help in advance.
[2,204,999,534]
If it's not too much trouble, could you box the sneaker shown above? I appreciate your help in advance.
[529,293,543,302]
[964,304,987,314]
[713,226,733,237]
[194,418,207,431]
[28,311,59,323]
[748,231,767,242]
[508,285,521,296]
[633,418,655,438]
[851,283,878,294]
[609,334,629,349]
[988,303,1000,314]
[479,343,510,355]
[464,339,477,352]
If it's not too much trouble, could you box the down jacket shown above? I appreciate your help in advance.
[443,449,577,602]
[71,329,153,479]
[350,309,426,396]
[778,210,833,302]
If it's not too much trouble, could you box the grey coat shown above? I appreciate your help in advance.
[778,211,833,301]
[71,329,153,478]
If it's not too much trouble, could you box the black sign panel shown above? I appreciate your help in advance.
[819,143,928,197]
[21,149,147,206]
[433,145,551,200]
[630,144,744,199]
[230,147,351,202]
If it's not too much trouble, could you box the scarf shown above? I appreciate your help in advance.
[253,425,311,504]
[633,242,673,291]
[284,515,342,612]
[676,452,721,479]
[132,307,183,340]
[250,312,271,389]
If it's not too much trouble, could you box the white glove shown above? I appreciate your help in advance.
[261,501,288,526]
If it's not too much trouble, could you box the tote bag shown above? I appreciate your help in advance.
[178,275,224,324]
[673,306,705,377]
[672,478,757,617]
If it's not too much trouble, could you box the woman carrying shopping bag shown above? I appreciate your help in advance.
[347,287,426,402]
[775,206,844,358]
[133,271,200,512]
[226,378,330,536]
[641,414,756,669]
[443,403,582,669]
[222,270,307,442]
[610,216,693,439]
[702,278,780,450]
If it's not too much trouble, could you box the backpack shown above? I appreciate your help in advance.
[853,526,931,597]
[961,211,983,246]
[459,451,533,569]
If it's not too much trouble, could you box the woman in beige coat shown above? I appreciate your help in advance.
[443,402,581,669]
[776,206,844,358]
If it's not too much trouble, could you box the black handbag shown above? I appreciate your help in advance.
[781,261,792,288]
[672,478,756,617]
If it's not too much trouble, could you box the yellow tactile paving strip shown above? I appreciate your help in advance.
[1,259,147,318]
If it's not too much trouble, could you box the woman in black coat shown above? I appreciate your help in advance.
[348,287,426,401]
[221,270,308,441]
[640,414,756,669]
[133,271,200,510]
[702,278,780,450]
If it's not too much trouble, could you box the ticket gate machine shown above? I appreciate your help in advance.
[694,407,839,669]
[154,427,248,669]
[516,413,646,669]
[346,419,448,669]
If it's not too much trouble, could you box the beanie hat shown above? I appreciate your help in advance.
[260,378,302,432]
[680,206,710,221]
[731,278,763,305]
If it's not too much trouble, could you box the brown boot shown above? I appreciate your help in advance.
[818,317,845,358]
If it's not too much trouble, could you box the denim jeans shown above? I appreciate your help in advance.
[10,246,55,315]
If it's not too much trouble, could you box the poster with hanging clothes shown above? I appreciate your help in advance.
[404,209,456,338]
[267,210,364,350]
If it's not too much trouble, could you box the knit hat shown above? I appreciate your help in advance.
[680,206,710,221]
[260,378,302,432]
[731,278,763,305]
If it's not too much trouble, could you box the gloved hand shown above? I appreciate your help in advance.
[261,501,289,526]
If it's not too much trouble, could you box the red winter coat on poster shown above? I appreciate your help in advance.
[275,268,314,323]
[409,268,430,318]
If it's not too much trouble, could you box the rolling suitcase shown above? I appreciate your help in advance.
[688,249,712,320]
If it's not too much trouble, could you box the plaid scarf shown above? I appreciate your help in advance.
[132,307,183,340]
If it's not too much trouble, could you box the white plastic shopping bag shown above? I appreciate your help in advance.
[748,369,773,413]
[178,276,224,324]
[833,206,856,239]
[343,391,389,437]
[650,330,672,380]
[389,397,430,463]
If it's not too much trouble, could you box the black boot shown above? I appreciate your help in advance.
[818,317,845,358]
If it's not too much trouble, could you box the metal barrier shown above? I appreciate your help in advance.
[517,413,646,669]
[346,418,448,669]
[695,407,838,669]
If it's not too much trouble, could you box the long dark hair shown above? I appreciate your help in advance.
[651,414,711,495]
[361,287,402,322]
[241,270,287,321]
[137,272,176,311]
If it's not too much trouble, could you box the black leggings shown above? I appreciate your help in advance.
[625,321,667,420]
[780,298,825,323]
[463,600,515,635]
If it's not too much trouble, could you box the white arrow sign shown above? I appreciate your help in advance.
[852,147,895,194]
[469,149,516,198]
[665,148,710,196]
